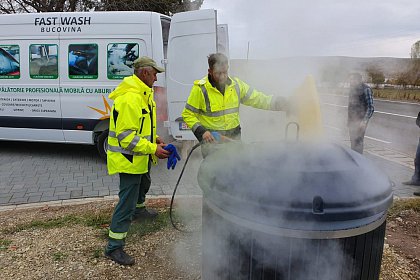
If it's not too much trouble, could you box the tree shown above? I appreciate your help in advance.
[408,58,420,87]
[391,59,420,88]
[411,40,420,59]
[366,65,385,88]
[395,72,409,89]
[0,0,97,13]
[0,0,203,15]
[98,0,203,15]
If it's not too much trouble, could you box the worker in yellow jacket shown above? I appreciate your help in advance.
[182,53,289,152]
[105,57,170,266]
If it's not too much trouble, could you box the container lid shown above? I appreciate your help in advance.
[198,142,393,233]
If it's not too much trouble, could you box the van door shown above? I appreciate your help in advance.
[217,24,229,59]
[166,9,217,140]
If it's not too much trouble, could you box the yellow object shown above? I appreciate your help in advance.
[107,74,158,175]
[289,75,323,140]
[182,76,274,133]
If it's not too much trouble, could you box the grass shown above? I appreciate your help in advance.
[373,88,420,102]
[129,210,170,238]
[1,207,172,241]
[387,197,420,219]
[0,239,12,250]
[92,247,103,259]
[52,251,68,261]
[2,211,112,235]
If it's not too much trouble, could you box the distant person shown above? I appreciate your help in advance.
[403,111,420,196]
[105,56,170,265]
[347,72,374,154]
[181,53,290,155]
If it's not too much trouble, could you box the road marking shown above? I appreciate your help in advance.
[365,136,392,144]
[375,111,417,119]
[320,93,345,97]
[374,99,420,106]
[321,103,417,119]
[324,125,392,144]
[324,124,341,131]
[321,102,347,108]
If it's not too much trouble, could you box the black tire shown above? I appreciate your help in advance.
[97,130,108,160]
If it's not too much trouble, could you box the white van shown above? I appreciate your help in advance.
[0,9,228,158]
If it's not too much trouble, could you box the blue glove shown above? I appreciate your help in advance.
[163,144,181,170]
[211,131,221,142]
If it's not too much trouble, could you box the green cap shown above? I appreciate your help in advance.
[133,56,165,73]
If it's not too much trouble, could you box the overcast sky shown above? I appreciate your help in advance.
[201,0,420,59]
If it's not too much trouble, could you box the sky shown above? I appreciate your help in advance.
[200,0,420,59]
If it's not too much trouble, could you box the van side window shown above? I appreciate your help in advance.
[161,18,170,59]
[107,43,139,79]
[0,45,20,79]
[68,44,98,79]
[30,44,58,79]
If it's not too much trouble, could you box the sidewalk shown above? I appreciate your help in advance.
[0,138,417,212]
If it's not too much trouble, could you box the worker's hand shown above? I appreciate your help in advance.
[155,143,170,159]
[202,131,216,143]
[156,137,165,145]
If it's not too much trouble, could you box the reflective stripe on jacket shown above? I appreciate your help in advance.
[182,76,276,133]
[107,74,158,175]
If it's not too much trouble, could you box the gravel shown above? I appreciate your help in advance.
[0,198,418,280]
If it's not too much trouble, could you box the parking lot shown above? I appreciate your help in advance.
[0,140,202,206]
[0,136,417,208]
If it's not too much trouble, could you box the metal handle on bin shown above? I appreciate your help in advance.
[285,121,299,141]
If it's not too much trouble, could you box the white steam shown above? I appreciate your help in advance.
[202,0,419,58]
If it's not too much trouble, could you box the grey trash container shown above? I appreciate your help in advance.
[198,142,393,280]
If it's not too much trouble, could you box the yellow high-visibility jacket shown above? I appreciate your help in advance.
[107,74,158,175]
[182,76,281,138]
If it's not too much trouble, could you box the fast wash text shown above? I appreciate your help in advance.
[34,16,91,33]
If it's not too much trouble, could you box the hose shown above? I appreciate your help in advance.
[169,142,201,233]
[168,135,239,232]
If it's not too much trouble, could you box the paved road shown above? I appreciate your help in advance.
[0,130,418,211]
[0,140,202,208]
[320,94,420,155]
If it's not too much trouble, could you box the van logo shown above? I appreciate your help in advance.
[88,96,111,120]
[34,16,91,33]
[34,16,91,26]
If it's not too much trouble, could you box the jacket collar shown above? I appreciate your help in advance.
[207,74,232,94]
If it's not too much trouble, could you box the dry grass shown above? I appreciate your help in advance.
[373,88,420,102]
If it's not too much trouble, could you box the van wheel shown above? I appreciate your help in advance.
[97,130,108,160]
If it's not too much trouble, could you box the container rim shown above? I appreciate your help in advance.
[205,199,387,239]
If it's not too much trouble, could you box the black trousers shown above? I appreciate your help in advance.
[349,122,367,154]
[412,137,420,182]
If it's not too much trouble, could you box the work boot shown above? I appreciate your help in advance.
[133,207,158,220]
[105,248,135,266]
[402,180,420,186]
